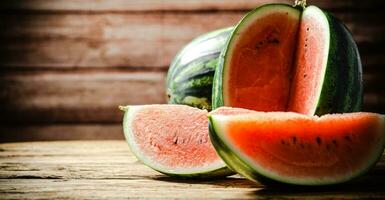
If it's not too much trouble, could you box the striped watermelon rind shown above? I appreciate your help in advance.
[212,4,363,115]
[167,27,233,110]
[314,6,363,115]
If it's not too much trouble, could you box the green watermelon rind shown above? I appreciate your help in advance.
[167,27,233,110]
[313,5,363,115]
[208,113,385,185]
[167,27,233,83]
[212,4,363,116]
[122,105,234,178]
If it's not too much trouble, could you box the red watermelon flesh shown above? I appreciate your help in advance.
[288,7,330,115]
[131,106,217,168]
[226,7,300,111]
[209,107,385,185]
[122,105,233,177]
[215,5,362,115]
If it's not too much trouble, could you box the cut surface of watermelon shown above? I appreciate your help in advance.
[224,5,300,111]
[209,107,385,185]
[121,104,232,177]
[212,4,362,115]
[288,6,330,115]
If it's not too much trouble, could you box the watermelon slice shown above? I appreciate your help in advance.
[209,107,385,185]
[212,4,362,115]
[120,105,232,178]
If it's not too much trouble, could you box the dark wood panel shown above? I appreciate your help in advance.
[0,0,384,141]
[0,71,384,124]
[0,13,243,68]
[0,0,377,12]
[363,94,385,114]
[0,124,123,142]
[363,73,385,93]
[0,71,167,123]
[0,12,384,69]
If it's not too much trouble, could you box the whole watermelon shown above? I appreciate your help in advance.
[166,27,233,110]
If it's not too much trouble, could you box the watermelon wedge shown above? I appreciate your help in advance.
[209,107,385,185]
[212,4,362,115]
[120,105,232,178]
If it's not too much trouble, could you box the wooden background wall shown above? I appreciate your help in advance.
[0,0,384,142]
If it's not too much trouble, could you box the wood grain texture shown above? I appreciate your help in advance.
[0,13,243,69]
[0,124,124,142]
[1,141,385,199]
[1,0,379,12]
[0,71,166,123]
[0,12,383,69]
[0,0,384,141]
[0,71,383,125]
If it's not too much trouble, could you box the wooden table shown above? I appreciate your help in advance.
[1,141,385,199]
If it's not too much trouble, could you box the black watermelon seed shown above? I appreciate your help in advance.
[281,140,285,145]
[272,39,280,44]
[332,140,338,147]
[344,136,352,142]
[292,136,297,144]
[316,137,322,145]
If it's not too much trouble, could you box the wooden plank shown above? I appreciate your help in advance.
[1,141,385,199]
[0,124,124,142]
[363,73,385,93]
[0,0,376,12]
[0,141,168,180]
[0,12,383,69]
[0,13,243,68]
[0,71,167,123]
[0,70,384,124]
[2,178,385,199]
[364,94,385,114]
[363,73,385,113]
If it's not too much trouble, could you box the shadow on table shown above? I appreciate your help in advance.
[153,168,385,196]
[251,168,385,198]
[153,175,257,188]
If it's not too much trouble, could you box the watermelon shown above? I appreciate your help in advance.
[212,3,362,115]
[167,27,233,110]
[209,107,385,185]
[120,105,233,178]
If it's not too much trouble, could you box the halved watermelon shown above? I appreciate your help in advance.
[209,107,385,185]
[212,4,362,115]
[120,105,232,178]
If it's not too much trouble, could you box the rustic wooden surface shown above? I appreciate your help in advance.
[0,0,384,141]
[1,141,385,199]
